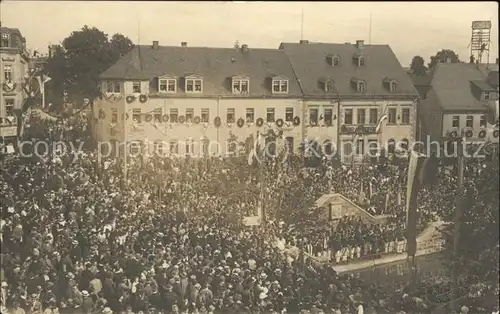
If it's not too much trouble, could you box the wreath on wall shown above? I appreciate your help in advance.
[126,95,136,103]
[139,94,148,103]
[99,109,106,119]
[293,116,301,126]
[194,116,201,124]
[178,115,186,124]
[256,118,264,127]
[478,130,486,138]
[162,114,169,123]
[276,118,284,128]
[465,129,473,138]
[145,114,153,122]
[237,118,245,128]
[494,130,499,138]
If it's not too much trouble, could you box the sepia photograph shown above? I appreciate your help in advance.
[0,1,498,314]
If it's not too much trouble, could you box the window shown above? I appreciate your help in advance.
[332,56,340,66]
[401,108,410,124]
[324,140,333,155]
[5,99,14,116]
[1,33,9,47]
[201,108,209,123]
[186,141,194,155]
[344,109,353,125]
[132,109,142,123]
[325,80,334,92]
[285,108,294,122]
[358,57,365,67]
[267,108,275,122]
[232,79,249,94]
[389,81,398,92]
[185,108,194,123]
[153,108,162,122]
[155,141,164,156]
[185,79,203,93]
[246,108,255,123]
[159,79,176,93]
[106,81,120,93]
[169,141,178,154]
[3,65,12,82]
[369,108,378,124]
[357,109,366,125]
[357,81,366,93]
[452,116,460,128]
[272,79,289,93]
[170,109,178,123]
[356,139,365,155]
[484,92,490,101]
[227,108,235,123]
[285,137,294,154]
[129,141,141,155]
[466,115,473,128]
[480,115,487,127]
[309,108,318,125]
[388,108,397,124]
[132,81,141,93]
[111,108,118,123]
[324,108,333,125]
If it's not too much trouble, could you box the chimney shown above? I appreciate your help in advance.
[241,44,248,53]
[356,40,364,49]
[181,42,187,47]
[299,40,309,44]
[152,41,159,49]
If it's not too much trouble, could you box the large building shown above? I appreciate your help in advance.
[418,61,499,152]
[95,40,419,160]
[0,26,29,144]
[280,40,419,163]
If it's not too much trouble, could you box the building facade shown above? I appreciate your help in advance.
[280,40,419,163]
[96,43,303,158]
[0,26,29,143]
[95,40,419,161]
[419,62,499,153]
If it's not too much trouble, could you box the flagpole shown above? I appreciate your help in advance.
[123,103,128,189]
[452,134,465,300]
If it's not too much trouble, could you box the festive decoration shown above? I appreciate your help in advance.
[465,130,473,138]
[237,118,245,128]
[276,118,284,128]
[214,116,222,128]
[256,118,264,127]
[103,93,122,103]
[122,113,129,120]
[162,114,169,123]
[178,115,186,124]
[3,81,16,92]
[293,116,301,126]
[478,130,486,138]
[99,109,106,119]
[449,131,458,138]
[139,94,148,103]
[194,116,201,124]
[494,130,499,138]
[126,95,135,103]
[145,114,153,122]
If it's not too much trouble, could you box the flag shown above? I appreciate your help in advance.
[405,151,439,257]
[369,180,373,199]
[248,132,262,166]
[375,113,388,133]
[397,185,402,206]
[384,192,389,212]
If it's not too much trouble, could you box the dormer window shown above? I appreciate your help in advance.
[232,76,250,94]
[159,78,177,93]
[353,53,365,67]
[272,76,289,94]
[383,78,398,92]
[351,78,366,93]
[389,80,397,92]
[319,77,335,92]
[484,92,490,101]
[358,56,365,67]
[1,33,9,47]
[132,81,141,93]
[325,80,334,92]
[327,54,340,67]
[185,75,203,93]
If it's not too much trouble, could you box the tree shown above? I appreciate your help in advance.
[44,45,67,110]
[410,55,427,76]
[110,33,134,59]
[233,40,240,49]
[428,49,460,69]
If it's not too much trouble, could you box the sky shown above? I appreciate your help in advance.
[1,1,498,66]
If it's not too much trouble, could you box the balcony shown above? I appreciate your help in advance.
[340,124,378,135]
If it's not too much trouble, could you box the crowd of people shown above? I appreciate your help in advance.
[0,114,498,314]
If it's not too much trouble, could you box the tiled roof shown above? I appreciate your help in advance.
[428,63,493,112]
[100,45,302,97]
[279,42,419,98]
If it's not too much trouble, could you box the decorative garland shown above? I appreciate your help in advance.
[256,118,264,127]
[214,116,221,128]
[139,94,148,103]
[276,118,284,128]
[478,130,486,138]
[162,114,169,123]
[194,116,201,124]
[237,118,245,128]
[99,109,106,119]
[450,131,458,138]
[145,114,153,122]
[465,130,473,138]
[293,116,301,126]
[178,115,186,124]
[126,95,135,103]
[494,130,499,138]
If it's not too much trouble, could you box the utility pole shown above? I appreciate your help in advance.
[452,133,465,300]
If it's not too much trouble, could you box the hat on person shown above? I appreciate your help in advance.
[81,290,89,297]
[103,307,113,314]
[1,282,7,288]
